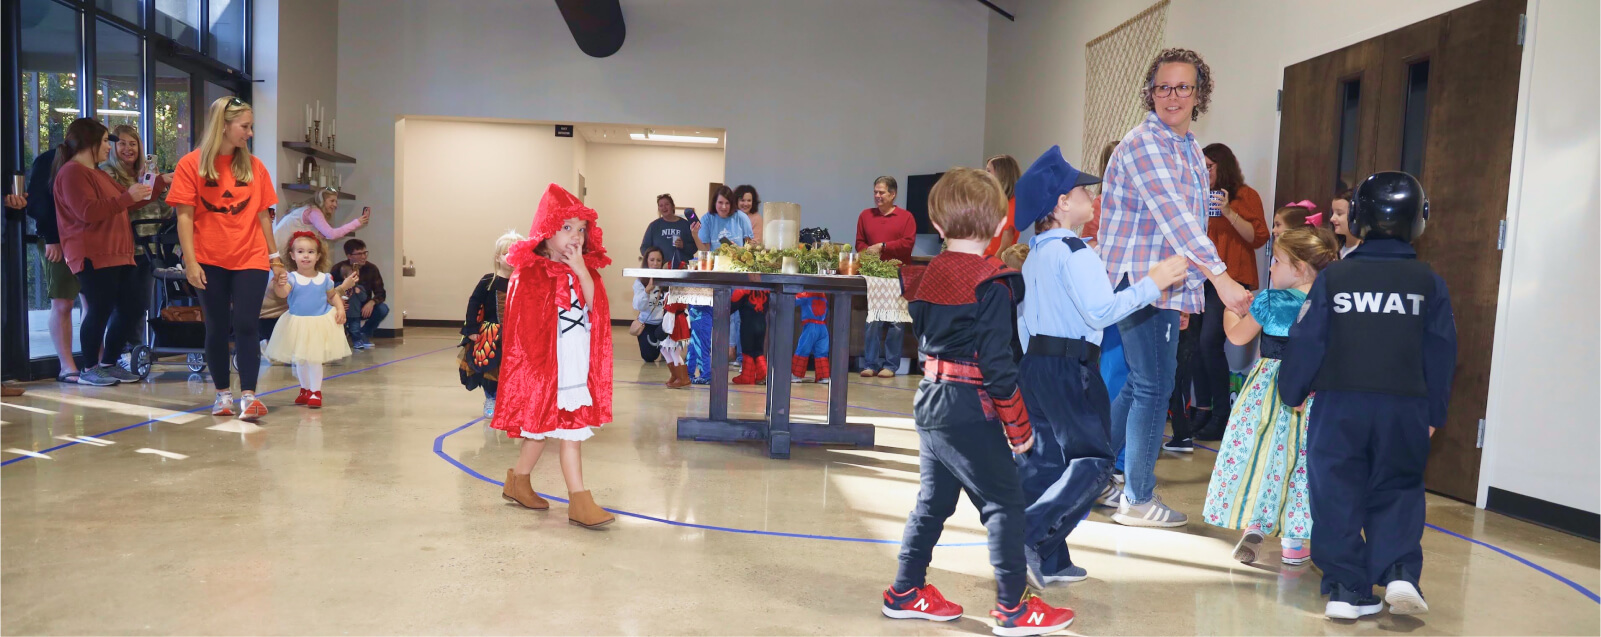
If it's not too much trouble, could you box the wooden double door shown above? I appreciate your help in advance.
[1275,0,1525,502]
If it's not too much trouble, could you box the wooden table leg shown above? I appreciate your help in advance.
[765,287,797,458]
[709,287,731,422]
[827,291,851,426]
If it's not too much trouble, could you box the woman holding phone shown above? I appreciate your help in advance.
[52,118,170,386]
[100,125,173,347]
[169,96,283,420]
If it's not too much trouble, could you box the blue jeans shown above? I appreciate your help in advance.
[1018,354,1113,574]
[1109,306,1179,505]
[345,288,389,340]
[863,321,903,373]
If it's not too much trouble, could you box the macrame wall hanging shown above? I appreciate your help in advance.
[1082,0,1170,174]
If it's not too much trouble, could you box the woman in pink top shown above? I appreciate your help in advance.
[51,118,169,385]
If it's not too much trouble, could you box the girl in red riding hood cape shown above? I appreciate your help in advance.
[492,184,616,529]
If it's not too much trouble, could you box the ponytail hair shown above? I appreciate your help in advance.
[1274,204,1315,231]
[1274,226,1339,272]
[52,118,109,177]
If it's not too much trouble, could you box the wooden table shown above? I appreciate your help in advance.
[622,269,877,459]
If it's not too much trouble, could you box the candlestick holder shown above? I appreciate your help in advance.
[328,134,336,151]
[304,126,312,143]
[313,120,322,147]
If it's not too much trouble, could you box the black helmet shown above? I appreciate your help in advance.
[1350,171,1428,243]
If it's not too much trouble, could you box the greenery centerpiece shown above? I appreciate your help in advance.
[710,241,902,278]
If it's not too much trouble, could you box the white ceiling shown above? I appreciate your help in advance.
[576,124,725,149]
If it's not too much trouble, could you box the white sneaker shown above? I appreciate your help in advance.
[791,374,808,384]
[1112,494,1188,527]
[1325,598,1384,620]
[1095,482,1123,507]
[1232,527,1265,563]
[1384,580,1429,615]
[211,392,235,416]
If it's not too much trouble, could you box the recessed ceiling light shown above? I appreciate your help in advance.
[631,132,719,144]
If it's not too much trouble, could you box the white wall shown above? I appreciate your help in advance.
[397,118,578,321]
[267,0,341,224]
[584,143,726,320]
[1477,0,1600,514]
[335,0,991,329]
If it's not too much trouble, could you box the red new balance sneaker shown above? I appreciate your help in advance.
[294,388,312,405]
[881,584,962,622]
[307,391,323,409]
[990,594,1073,636]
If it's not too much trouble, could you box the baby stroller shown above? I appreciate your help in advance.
[121,218,225,379]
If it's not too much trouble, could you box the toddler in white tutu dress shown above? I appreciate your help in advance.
[265,231,358,408]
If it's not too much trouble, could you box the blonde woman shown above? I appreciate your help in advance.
[168,96,283,421]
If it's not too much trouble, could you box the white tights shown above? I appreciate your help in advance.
[660,344,684,365]
[294,361,324,392]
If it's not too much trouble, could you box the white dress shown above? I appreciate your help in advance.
[555,274,593,411]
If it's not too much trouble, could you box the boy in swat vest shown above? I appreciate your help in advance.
[1279,172,1458,621]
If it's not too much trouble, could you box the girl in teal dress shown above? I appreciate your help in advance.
[1202,227,1338,566]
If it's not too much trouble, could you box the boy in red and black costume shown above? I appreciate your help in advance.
[880,168,1074,637]
[730,290,768,385]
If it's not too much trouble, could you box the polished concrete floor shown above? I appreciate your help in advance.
[2,327,1596,635]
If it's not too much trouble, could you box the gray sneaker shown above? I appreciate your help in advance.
[1095,482,1123,507]
[77,366,121,387]
[102,365,141,383]
[1112,494,1188,528]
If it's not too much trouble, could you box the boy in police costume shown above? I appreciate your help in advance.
[878,168,1075,637]
[1279,171,1458,621]
[1010,146,1187,587]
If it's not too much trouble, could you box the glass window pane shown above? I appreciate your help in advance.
[154,0,199,49]
[1400,60,1431,178]
[153,62,193,173]
[1335,78,1362,193]
[19,0,85,357]
[207,0,246,71]
[94,21,143,132]
[97,0,142,26]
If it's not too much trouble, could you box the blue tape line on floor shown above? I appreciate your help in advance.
[1,346,456,467]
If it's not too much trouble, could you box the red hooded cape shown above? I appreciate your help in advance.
[490,184,614,438]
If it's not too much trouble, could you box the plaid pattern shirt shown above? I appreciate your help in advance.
[1097,111,1226,313]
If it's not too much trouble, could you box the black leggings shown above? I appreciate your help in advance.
[637,324,664,362]
[197,264,269,391]
[1192,281,1241,415]
[76,260,142,366]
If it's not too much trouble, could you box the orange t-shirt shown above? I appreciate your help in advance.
[165,151,278,271]
[984,197,1018,256]
[1082,196,1103,244]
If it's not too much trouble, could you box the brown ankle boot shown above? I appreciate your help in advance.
[666,363,690,388]
[567,490,615,528]
[501,469,550,510]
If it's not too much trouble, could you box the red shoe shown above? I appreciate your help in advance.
[990,594,1074,636]
[294,388,312,405]
[307,391,323,409]
[732,355,758,385]
[753,355,767,385]
[882,584,962,621]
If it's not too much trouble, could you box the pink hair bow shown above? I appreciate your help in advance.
[1287,199,1318,211]
[1304,213,1324,227]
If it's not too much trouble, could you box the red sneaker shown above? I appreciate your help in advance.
[881,584,962,622]
[307,391,323,409]
[990,594,1073,636]
[294,388,312,405]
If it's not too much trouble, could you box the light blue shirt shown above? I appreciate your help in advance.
[1018,227,1159,352]
[698,211,754,246]
[287,272,335,317]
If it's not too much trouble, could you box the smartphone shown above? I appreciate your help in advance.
[140,154,159,187]
[1206,189,1225,217]
[362,206,371,216]
[684,207,699,225]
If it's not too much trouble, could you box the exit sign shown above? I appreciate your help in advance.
[555,125,574,137]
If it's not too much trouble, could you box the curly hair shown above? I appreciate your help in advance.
[1141,48,1214,122]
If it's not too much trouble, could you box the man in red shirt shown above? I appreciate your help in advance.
[855,176,916,377]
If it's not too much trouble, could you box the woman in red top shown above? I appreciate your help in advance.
[1189,143,1269,440]
[169,97,283,421]
[983,154,1021,256]
[51,118,168,386]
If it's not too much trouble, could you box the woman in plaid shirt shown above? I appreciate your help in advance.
[1097,47,1254,528]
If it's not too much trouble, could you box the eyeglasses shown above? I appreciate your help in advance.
[228,97,245,107]
[321,186,339,194]
[1150,83,1196,98]
[349,251,369,257]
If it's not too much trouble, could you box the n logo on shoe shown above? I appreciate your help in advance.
[1028,611,1044,625]
[913,599,929,611]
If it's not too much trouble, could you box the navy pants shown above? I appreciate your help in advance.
[895,414,1028,607]
[1307,390,1430,596]
[1018,353,1114,574]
